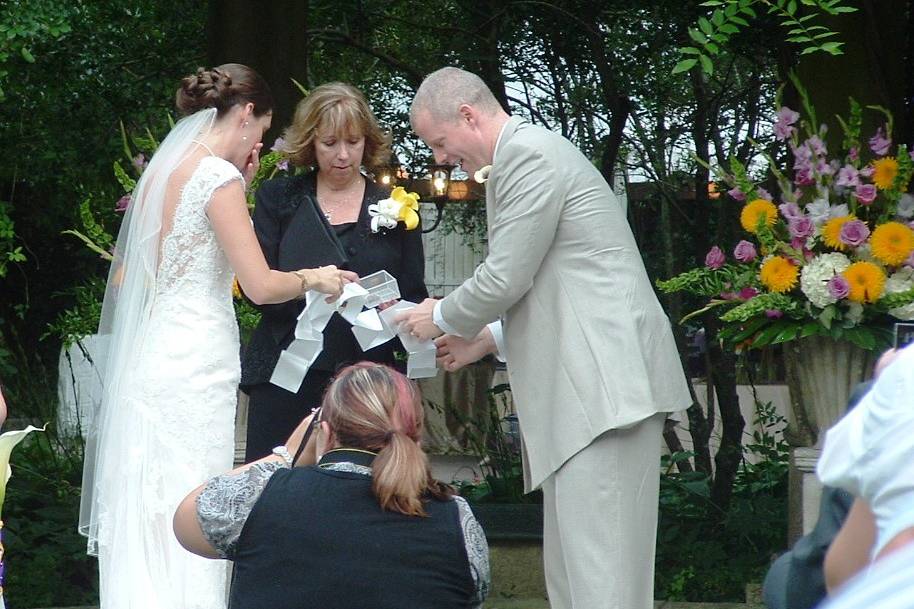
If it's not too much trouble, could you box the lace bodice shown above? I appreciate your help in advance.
[156,156,243,310]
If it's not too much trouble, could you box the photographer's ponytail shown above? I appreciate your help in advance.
[321,363,453,517]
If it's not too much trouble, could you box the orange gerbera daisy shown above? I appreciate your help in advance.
[759,256,799,293]
[842,261,886,303]
[870,221,914,266]
[872,157,899,190]
[740,199,778,234]
[822,215,855,250]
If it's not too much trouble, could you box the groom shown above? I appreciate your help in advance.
[398,67,691,609]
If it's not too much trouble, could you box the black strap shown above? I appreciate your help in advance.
[291,407,321,466]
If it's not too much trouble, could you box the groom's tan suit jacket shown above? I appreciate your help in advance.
[440,116,691,491]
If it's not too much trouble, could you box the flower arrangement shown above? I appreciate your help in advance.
[368,186,422,233]
[658,81,914,351]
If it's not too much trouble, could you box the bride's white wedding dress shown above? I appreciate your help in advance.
[91,155,242,608]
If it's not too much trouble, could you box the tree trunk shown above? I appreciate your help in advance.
[207,1,311,144]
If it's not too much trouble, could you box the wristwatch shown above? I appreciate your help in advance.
[272,445,293,466]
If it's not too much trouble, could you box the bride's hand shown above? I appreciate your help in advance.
[243,142,263,185]
[298,266,359,302]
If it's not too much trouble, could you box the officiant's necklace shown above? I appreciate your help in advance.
[317,177,362,222]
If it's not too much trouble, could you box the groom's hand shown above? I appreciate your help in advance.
[435,328,496,372]
[396,298,443,341]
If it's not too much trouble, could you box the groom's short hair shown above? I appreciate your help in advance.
[410,67,502,124]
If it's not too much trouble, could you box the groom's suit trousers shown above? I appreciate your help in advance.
[542,413,665,609]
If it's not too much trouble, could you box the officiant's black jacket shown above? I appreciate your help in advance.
[239,170,428,390]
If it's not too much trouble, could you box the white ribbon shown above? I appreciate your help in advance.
[368,198,401,233]
[269,274,438,393]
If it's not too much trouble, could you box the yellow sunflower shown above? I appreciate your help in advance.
[740,199,778,234]
[870,221,914,266]
[822,215,856,250]
[759,256,799,293]
[872,157,899,190]
[842,261,886,303]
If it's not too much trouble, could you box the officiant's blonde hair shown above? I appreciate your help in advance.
[280,82,391,170]
[410,67,502,124]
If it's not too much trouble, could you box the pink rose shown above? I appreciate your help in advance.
[705,246,726,270]
[839,219,870,247]
[827,275,850,300]
[733,240,758,262]
[855,183,878,205]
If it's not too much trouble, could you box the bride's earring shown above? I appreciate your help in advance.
[242,120,249,141]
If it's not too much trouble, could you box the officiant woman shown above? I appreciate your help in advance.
[240,82,428,462]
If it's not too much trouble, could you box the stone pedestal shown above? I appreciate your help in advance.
[788,446,822,544]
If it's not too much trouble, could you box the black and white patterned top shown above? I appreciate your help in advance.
[196,459,490,606]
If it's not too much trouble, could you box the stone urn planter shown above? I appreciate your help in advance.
[782,335,877,447]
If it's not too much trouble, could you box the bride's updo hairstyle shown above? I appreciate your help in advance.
[175,63,274,118]
[321,362,453,516]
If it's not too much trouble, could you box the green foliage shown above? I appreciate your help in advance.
[656,265,746,298]
[44,278,107,349]
[0,0,74,100]
[3,433,98,607]
[678,0,858,76]
[446,383,541,505]
[234,298,262,347]
[0,200,25,278]
[655,400,788,601]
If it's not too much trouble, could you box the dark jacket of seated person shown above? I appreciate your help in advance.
[761,380,873,609]
[174,363,489,609]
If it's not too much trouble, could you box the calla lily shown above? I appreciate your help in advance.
[474,165,493,184]
[399,207,420,230]
[368,188,423,233]
[0,424,44,609]
[391,187,420,210]
[0,425,45,515]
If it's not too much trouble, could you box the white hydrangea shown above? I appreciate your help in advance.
[897,193,914,219]
[885,266,914,320]
[800,252,852,308]
[845,302,864,324]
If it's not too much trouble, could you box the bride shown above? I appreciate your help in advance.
[78,64,356,608]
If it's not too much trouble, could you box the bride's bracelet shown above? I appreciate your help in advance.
[292,270,310,299]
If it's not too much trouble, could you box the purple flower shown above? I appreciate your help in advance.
[277,159,289,171]
[115,194,131,213]
[765,309,784,319]
[733,240,758,262]
[756,187,773,201]
[738,287,759,300]
[806,135,827,157]
[271,137,286,151]
[839,219,870,247]
[827,275,850,300]
[836,164,860,188]
[705,246,726,270]
[794,165,815,186]
[869,125,891,156]
[816,159,835,176]
[788,216,815,239]
[849,147,859,161]
[774,107,800,141]
[855,183,878,205]
[779,202,803,220]
[131,153,147,173]
[728,187,746,201]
